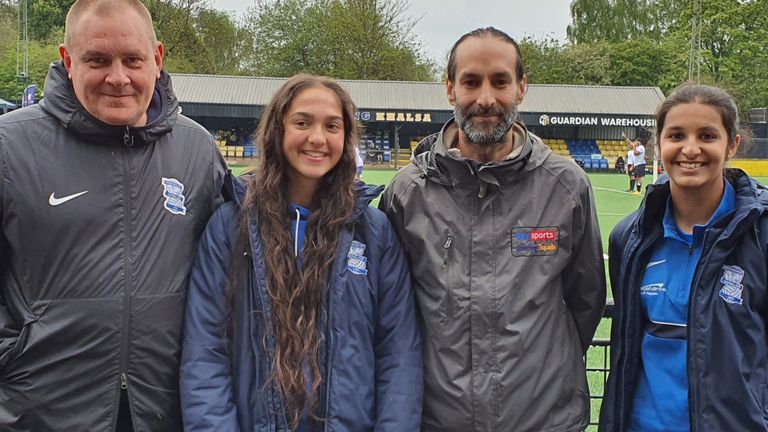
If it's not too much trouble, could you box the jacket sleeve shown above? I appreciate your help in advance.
[563,175,607,353]
[373,218,423,431]
[0,141,20,371]
[210,140,227,213]
[180,205,240,432]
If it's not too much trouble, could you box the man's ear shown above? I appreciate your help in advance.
[516,74,527,105]
[59,44,73,78]
[446,79,456,106]
[154,42,164,79]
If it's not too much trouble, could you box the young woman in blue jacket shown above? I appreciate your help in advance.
[180,74,422,431]
[600,84,768,432]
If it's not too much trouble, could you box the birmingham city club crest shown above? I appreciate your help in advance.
[719,265,744,305]
[161,177,187,215]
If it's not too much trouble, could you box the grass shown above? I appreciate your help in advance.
[228,163,768,429]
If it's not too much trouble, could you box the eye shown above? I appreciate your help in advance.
[493,80,509,87]
[87,57,106,65]
[701,133,718,141]
[463,80,477,88]
[327,123,342,132]
[667,132,684,141]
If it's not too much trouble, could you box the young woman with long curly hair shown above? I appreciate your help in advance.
[179,74,422,431]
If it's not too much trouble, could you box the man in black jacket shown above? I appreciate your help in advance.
[0,1,225,430]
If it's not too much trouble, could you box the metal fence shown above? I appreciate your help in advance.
[586,302,614,429]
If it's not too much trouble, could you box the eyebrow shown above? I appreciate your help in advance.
[666,125,721,133]
[80,50,147,59]
[289,112,344,122]
[460,69,514,78]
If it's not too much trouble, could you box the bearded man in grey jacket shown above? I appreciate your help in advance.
[380,27,606,432]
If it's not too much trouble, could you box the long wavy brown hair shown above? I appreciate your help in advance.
[228,74,359,429]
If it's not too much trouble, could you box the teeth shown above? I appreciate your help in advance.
[303,151,324,157]
[679,162,703,169]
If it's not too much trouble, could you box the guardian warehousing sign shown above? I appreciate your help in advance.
[538,114,656,128]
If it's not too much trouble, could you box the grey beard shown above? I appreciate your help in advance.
[454,104,517,147]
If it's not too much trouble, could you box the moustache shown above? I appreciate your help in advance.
[465,106,505,118]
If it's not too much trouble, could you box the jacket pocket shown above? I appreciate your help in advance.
[440,231,455,325]
[0,300,49,376]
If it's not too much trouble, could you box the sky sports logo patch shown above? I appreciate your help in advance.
[511,227,559,256]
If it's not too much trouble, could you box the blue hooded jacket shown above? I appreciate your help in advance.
[600,169,768,431]
[180,174,422,431]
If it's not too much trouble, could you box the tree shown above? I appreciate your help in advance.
[567,0,686,44]
[244,0,435,80]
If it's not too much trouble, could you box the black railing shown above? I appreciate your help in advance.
[587,301,614,429]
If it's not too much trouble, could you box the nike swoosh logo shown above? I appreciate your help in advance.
[646,260,666,269]
[49,190,88,206]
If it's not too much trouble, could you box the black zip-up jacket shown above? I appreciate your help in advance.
[600,170,768,431]
[0,61,226,431]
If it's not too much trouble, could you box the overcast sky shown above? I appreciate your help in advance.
[211,0,572,68]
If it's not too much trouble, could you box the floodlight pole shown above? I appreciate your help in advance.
[688,0,702,83]
[15,0,29,88]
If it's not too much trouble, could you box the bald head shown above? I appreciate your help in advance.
[64,0,156,48]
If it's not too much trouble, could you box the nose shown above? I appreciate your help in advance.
[306,124,326,146]
[681,137,701,158]
[476,82,496,109]
[104,63,130,87]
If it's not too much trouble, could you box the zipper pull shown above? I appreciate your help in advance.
[120,373,128,390]
[478,182,487,199]
[443,234,453,266]
[123,127,134,147]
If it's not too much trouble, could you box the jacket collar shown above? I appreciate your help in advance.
[39,60,179,146]
[412,117,551,188]
[224,172,382,224]
[637,169,768,242]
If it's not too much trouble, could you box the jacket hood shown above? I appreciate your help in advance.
[411,118,551,186]
[39,60,179,146]
[223,171,383,223]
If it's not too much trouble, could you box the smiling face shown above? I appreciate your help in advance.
[282,86,345,201]
[446,36,526,147]
[60,7,163,127]
[660,102,740,196]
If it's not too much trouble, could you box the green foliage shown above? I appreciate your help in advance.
[244,0,435,80]
[0,29,60,102]
[561,0,768,116]
[567,0,686,44]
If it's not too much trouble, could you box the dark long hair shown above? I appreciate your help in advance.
[228,74,359,429]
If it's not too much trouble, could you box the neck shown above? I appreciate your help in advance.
[456,129,515,163]
[288,177,318,210]
[670,179,725,234]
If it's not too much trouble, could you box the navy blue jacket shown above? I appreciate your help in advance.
[180,175,422,431]
[600,169,768,431]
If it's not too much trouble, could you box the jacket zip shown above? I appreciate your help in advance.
[616,224,655,431]
[323,229,352,432]
[686,230,713,432]
[117,130,134,427]
[443,233,454,323]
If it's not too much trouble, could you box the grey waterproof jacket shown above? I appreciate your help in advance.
[0,61,225,431]
[380,120,606,432]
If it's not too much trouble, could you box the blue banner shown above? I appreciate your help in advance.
[22,84,36,107]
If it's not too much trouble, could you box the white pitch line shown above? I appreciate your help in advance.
[603,254,609,260]
[593,186,643,196]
